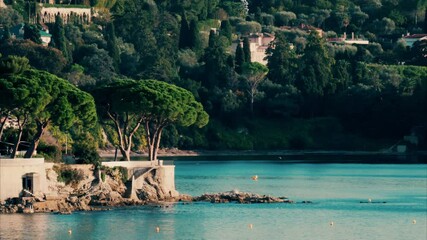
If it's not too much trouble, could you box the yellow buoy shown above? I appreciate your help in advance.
[412,219,416,224]
[68,229,72,234]
[156,226,160,233]
[251,175,258,181]
[248,224,253,230]
[329,221,334,227]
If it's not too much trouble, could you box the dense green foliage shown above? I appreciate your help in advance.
[0,64,98,158]
[54,165,85,186]
[0,0,426,157]
[93,79,208,161]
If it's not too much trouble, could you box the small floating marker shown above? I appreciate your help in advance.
[368,198,372,203]
[412,219,416,224]
[248,224,253,230]
[155,226,160,233]
[251,175,258,181]
[329,221,334,227]
[68,229,72,234]
[278,156,282,159]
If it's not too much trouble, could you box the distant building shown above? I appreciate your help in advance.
[402,34,427,47]
[0,0,7,8]
[10,23,52,46]
[40,5,92,24]
[327,32,369,45]
[230,33,275,65]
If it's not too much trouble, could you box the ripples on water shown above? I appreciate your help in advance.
[1,159,426,240]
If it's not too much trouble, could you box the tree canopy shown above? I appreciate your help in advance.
[94,79,208,161]
[0,66,97,158]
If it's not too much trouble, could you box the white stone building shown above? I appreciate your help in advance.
[0,158,49,201]
[402,34,427,47]
[230,33,275,65]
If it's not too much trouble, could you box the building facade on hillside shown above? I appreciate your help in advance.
[402,34,427,47]
[230,33,275,65]
[327,32,369,45]
[40,6,92,24]
[10,23,52,46]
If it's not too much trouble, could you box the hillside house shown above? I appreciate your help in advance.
[230,33,275,65]
[328,32,369,45]
[402,34,427,47]
[10,23,52,46]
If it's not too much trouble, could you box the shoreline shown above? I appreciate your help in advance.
[99,149,427,158]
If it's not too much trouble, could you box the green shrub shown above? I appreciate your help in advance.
[101,172,106,182]
[54,165,84,186]
[113,166,128,183]
[73,133,100,167]
[38,142,62,162]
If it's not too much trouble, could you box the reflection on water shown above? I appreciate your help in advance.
[1,160,426,240]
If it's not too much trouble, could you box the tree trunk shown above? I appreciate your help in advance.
[250,91,254,116]
[0,113,8,141]
[11,115,28,158]
[118,145,130,161]
[107,112,142,162]
[145,121,154,161]
[24,121,48,158]
[153,126,164,164]
[11,128,23,158]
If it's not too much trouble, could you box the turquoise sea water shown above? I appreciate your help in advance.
[1,158,426,240]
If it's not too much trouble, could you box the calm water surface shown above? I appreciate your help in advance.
[1,158,426,240]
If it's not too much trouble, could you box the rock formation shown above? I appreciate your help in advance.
[0,164,180,214]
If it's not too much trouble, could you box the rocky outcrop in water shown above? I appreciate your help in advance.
[192,190,293,204]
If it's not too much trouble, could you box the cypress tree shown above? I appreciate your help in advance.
[188,19,201,52]
[208,29,216,48]
[105,22,121,72]
[235,42,244,74]
[424,8,427,33]
[243,37,251,63]
[23,24,42,44]
[220,20,232,43]
[179,14,190,49]
[52,15,69,62]
[1,27,11,43]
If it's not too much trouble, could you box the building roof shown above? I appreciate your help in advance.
[39,30,51,37]
[10,23,51,38]
[403,34,427,39]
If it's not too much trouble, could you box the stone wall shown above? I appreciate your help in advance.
[40,7,91,24]
[102,161,179,200]
[0,158,48,201]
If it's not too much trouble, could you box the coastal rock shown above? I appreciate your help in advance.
[193,191,293,204]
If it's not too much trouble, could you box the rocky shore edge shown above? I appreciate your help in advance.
[0,190,302,214]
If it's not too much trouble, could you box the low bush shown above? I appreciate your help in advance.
[38,142,62,162]
[53,165,85,186]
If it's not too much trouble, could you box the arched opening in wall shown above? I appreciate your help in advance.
[83,12,87,24]
[21,173,40,194]
[43,12,48,23]
[22,174,34,193]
